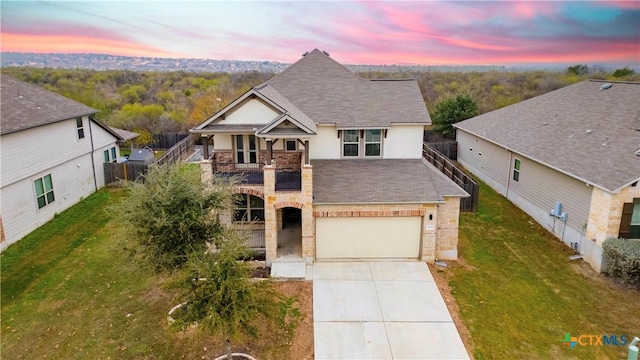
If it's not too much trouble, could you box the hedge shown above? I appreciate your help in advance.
[602,238,640,284]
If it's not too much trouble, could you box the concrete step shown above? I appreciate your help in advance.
[270,261,312,280]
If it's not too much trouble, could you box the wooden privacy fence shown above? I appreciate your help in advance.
[151,133,189,149]
[423,130,458,160]
[423,142,479,212]
[103,162,148,184]
[104,135,196,185]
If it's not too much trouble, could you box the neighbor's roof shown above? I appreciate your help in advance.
[265,49,430,127]
[109,127,139,141]
[455,80,640,192]
[312,159,468,204]
[0,74,98,135]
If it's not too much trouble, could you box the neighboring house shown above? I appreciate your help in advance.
[455,80,640,272]
[0,74,123,250]
[192,49,468,265]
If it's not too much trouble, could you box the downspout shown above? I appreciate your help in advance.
[505,150,513,198]
[88,116,98,192]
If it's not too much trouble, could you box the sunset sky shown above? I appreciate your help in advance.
[2,1,639,66]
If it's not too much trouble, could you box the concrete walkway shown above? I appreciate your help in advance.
[313,261,470,360]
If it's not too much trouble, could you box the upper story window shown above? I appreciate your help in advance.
[364,130,381,157]
[34,174,55,209]
[342,130,359,157]
[234,194,265,222]
[285,140,297,151]
[76,117,85,139]
[342,129,383,158]
[513,158,521,182]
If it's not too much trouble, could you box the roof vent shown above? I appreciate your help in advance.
[322,50,330,56]
[599,83,613,91]
[635,148,640,156]
[569,131,575,138]
[602,137,608,146]
[301,51,309,57]
[18,91,23,99]
[542,122,548,126]
[586,129,592,134]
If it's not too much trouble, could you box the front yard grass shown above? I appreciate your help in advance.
[444,181,640,359]
[1,188,313,359]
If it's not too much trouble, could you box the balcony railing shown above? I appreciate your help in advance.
[275,169,301,191]
[213,161,264,184]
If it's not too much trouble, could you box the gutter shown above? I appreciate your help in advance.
[87,116,98,192]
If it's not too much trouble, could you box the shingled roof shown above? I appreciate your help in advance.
[1,74,98,135]
[312,159,468,204]
[265,49,430,128]
[194,49,430,133]
[455,80,640,192]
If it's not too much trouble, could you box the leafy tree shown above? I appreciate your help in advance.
[431,94,478,138]
[612,67,635,78]
[171,233,300,359]
[114,164,233,271]
[567,64,589,76]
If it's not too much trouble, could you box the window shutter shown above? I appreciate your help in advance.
[618,202,634,238]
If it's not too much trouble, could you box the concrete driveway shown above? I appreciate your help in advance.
[313,261,470,360]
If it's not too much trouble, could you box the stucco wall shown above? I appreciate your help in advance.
[309,126,341,159]
[218,98,279,125]
[383,125,424,159]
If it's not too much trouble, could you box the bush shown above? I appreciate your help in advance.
[602,238,640,284]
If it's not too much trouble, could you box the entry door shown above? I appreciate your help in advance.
[235,135,258,164]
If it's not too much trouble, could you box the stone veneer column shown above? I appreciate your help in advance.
[421,204,437,263]
[301,164,314,262]
[263,165,277,265]
[200,160,212,186]
[436,197,461,260]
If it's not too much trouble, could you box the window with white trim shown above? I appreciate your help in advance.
[364,129,382,157]
[342,130,359,157]
[76,117,85,139]
[234,194,265,222]
[34,174,55,209]
[104,147,117,163]
[513,158,521,182]
[285,140,297,151]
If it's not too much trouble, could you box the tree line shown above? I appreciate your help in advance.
[3,65,637,140]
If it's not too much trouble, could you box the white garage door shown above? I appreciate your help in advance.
[316,217,421,259]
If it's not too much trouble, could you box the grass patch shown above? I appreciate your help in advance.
[448,181,640,359]
[1,187,311,359]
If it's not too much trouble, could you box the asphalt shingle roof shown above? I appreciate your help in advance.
[265,49,430,127]
[455,80,640,192]
[312,159,468,204]
[1,74,97,135]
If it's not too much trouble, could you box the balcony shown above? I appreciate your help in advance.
[212,161,264,184]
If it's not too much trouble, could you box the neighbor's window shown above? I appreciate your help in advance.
[285,140,297,151]
[234,194,265,222]
[364,129,382,157]
[342,130,359,157]
[76,117,85,139]
[513,158,521,182]
[110,147,117,162]
[103,149,110,163]
[35,174,55,209]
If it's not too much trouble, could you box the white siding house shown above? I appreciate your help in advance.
[455,80,640,272]
[0,74,122,250]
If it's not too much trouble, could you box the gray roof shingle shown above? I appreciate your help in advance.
[455,80,640,192]
[312,159,468,204]
[1,74,97,135]
[266,49,430,127]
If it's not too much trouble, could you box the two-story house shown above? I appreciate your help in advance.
[192,50,468,265]
[0,74,123,250]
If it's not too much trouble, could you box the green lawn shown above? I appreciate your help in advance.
[446,181,640,359]
[0,189,202,359]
